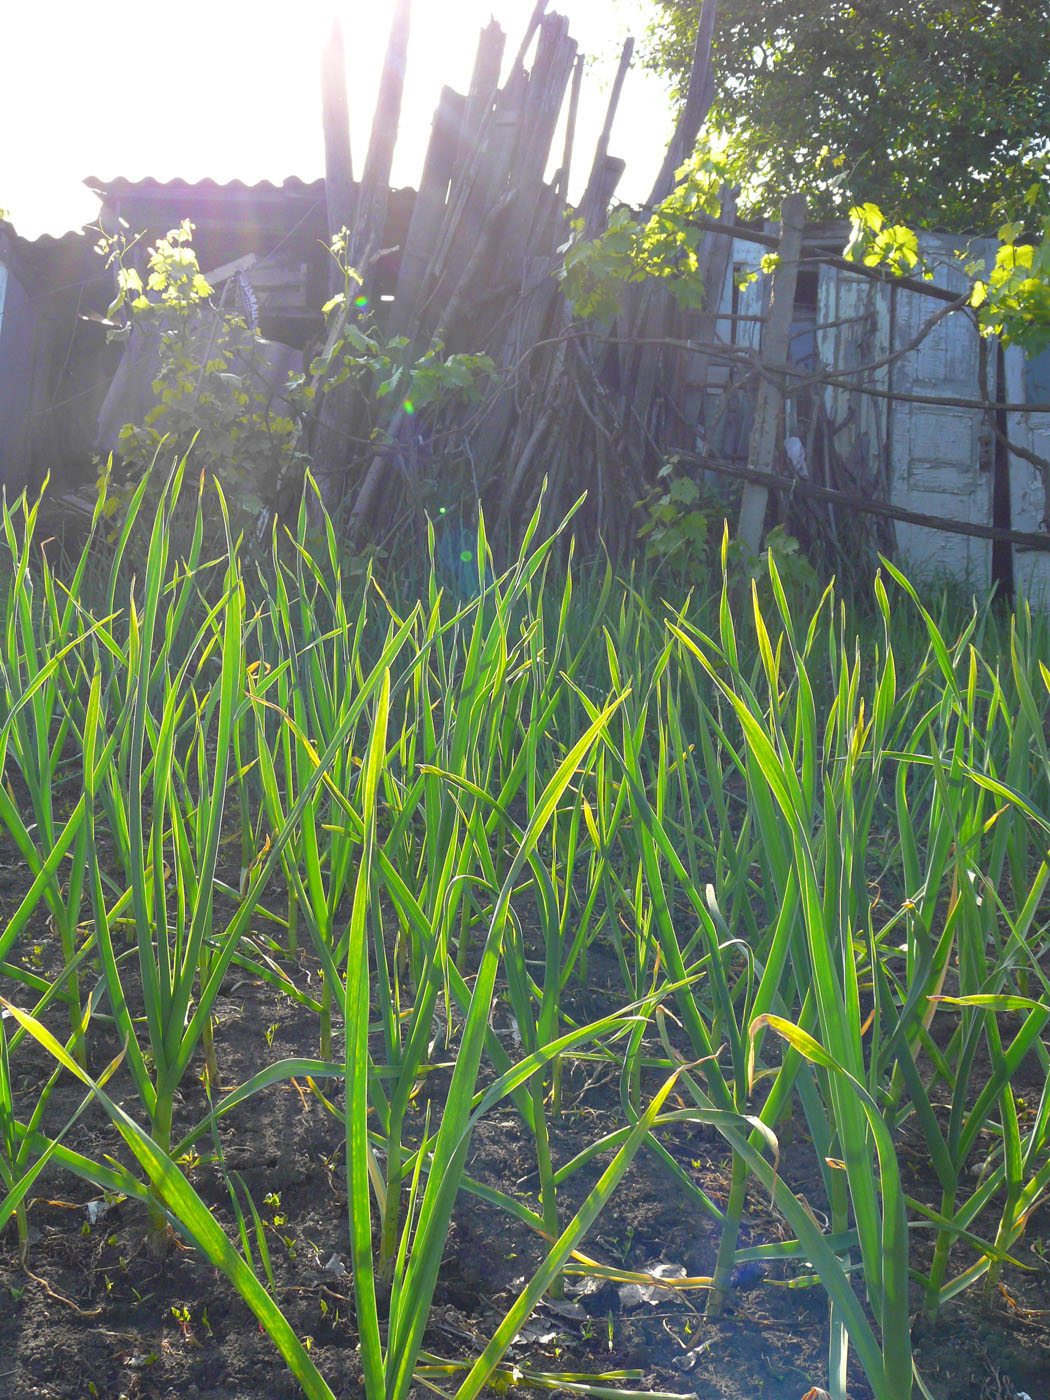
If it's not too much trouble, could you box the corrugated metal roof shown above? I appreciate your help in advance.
[85,175,327,199]
[83,176,417,203]
[0,217,95,251]
[79,177,416,272]
[23,228,95,251]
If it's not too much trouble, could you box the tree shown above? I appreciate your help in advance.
[645,1,1050,232]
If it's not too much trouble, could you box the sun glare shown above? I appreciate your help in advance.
[3,0,668,237]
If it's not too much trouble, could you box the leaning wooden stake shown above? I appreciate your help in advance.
[578,36,633,237]
[391,85,464,336]
[313,20,358,506]
[553,52,584,197]
[737,193,807,552]
[648,0,719,205]
[350,0,412,270]
[320,21,355,285]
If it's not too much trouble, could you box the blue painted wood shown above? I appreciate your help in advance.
[0,255,47,489]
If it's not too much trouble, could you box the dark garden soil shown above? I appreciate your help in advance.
[2,855,1050,1400]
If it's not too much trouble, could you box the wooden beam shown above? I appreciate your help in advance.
[680,212,965,307]
[200,252,257,285]
[676,449,1050,553]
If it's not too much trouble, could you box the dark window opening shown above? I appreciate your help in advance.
[794,268,819,311]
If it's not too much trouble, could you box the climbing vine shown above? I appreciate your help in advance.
[558,149,729,318]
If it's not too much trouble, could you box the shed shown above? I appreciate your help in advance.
[85,177,417,348]
[0,220,108,492]
[691,222,1050,600]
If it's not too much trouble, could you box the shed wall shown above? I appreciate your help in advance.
[1005,345,1050,606]
[0,253,55,490]
[886,234,992,586]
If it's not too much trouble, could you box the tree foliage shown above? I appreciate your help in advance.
[559,150,727,318]
[847,201,1050,355]
[645,1,1050,231]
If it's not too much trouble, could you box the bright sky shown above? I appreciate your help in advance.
[3,0,674,239]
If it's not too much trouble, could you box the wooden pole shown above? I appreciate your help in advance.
[350,0,412,270]
[508,13,577,196]
[320,20,355,292]
[430,25,520,300]
[648,0,719,205]
[312,19,360,507]
[552,52,584,197]
[452,20,506,194]
[391,85,464,336]
[578,36,634,236]
[737,193,807,552]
